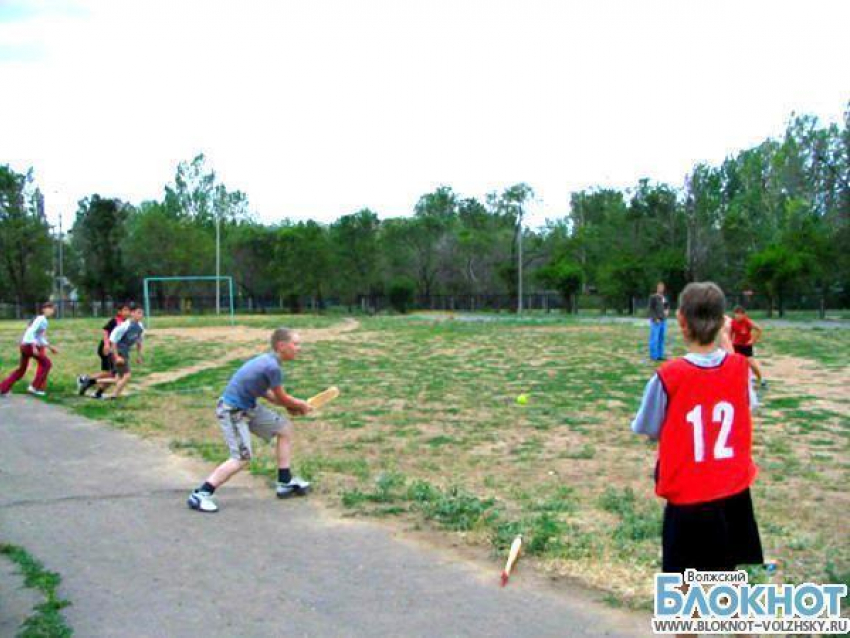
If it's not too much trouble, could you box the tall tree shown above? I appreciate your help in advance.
[122,201,215,296]
[71,195,130,303]
[0,166,53,308]
[273,221,332,310]
[488,183,536,306]
[383,186,458,300]
[330,209,381,308]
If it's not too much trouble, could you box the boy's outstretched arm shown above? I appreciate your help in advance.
[631,375,667,440]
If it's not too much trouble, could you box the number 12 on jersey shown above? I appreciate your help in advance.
[685,401,735,462]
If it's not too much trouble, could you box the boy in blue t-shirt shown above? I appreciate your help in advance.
[188,328,313,513]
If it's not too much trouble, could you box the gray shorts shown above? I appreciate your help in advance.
[111,352,130,377]
[216,399,293,461]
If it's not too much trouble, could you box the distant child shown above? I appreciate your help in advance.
[631,282,763,578]
[0,301,59,397]
[730,306,767,389]
[91,306,145,400]
[77,302,132,396]
[187,328,312,513]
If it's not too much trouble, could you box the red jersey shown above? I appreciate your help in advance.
[656,354,757,505]
[730,316,754,346]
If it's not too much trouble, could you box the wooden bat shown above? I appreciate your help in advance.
[500,535,522,587]
[307,386,340,409]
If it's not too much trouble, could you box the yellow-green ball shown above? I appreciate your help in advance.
[516,393,529,405]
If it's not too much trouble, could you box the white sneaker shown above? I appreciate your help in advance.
[276,476,311,499]
[187,490,218,513]
[27,386,45,397]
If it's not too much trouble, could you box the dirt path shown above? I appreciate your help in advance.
[138,318,360,389]
[0,395,646,637]
[762,354,849,412]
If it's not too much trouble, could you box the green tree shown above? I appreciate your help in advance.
[535,258,583,313]
[225,222,280,306]
[0,166,53,308]
[273,221,332,311]
[597,257,648,315]
[746,244,814,317]
[488,183,536,307]
[122,201,215,301]
[330,209,381,309]
[388,277,416,314]
[70,195,130,303]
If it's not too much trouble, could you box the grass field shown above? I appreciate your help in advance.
[1,313,847,606]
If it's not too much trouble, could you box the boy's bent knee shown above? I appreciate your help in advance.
[275,421,295,441]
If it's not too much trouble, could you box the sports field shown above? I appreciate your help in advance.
[1,313,847,605]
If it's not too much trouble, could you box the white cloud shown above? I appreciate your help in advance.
[1,0,848,229]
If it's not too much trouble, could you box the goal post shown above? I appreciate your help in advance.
[143,276,235,325]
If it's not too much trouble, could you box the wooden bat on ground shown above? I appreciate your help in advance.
[500,535,523,587]
[307,386,340,409]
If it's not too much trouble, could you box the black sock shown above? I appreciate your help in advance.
[199,482,216,495]
[86,378,98,389]
[94,388,103,397]
[278,468,292,484]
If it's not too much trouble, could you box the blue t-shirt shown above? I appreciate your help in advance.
[222,353,284,410]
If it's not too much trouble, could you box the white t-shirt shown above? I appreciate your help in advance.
[21,315,49,347]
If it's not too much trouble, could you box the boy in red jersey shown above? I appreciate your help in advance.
[632,282,763,579]
[730,306,766,389]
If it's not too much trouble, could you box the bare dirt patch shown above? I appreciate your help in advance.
[138,318,360,389]
[763,354,849,411]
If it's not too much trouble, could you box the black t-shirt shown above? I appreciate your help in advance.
[97,317,121,356]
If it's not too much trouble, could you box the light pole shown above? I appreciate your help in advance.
[58,211,64,318]
[215,211,220,316]
[517,210,523,314]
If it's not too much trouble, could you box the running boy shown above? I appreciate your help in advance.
[631,282,763,577]
[187,328,312,513]
[0,301,59,397]
[730,306,767,389]
[92,305,145,399]
[77,302,132,395]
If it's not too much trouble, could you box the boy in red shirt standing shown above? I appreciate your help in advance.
[730,306,766,389]
[632,282,763,577]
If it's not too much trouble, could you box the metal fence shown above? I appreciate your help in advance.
[1,290,847,320]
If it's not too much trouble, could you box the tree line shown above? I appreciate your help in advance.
[1,105,848,316]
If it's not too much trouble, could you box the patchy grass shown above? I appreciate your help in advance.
[0,543,72,638]
[1,313,847,606]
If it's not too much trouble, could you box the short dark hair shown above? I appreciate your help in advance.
[271,328,293,349]
[733,305,745,313]
[678,282,726,345]
[41,301,54,310]
[119,301,134,310]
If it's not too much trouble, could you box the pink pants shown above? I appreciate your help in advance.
[0,344,52,393]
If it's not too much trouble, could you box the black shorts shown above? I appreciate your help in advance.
[733,344,754,358]
[97,342,112,372]
[663,488,763,573]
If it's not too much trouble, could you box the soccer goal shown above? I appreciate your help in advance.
[143,276,235,325]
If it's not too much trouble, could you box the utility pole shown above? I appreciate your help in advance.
[215,211,221,315]
[517,211,523,314]
[58,211,64,318]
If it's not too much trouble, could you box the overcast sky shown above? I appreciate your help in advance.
[1,0,848,229]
